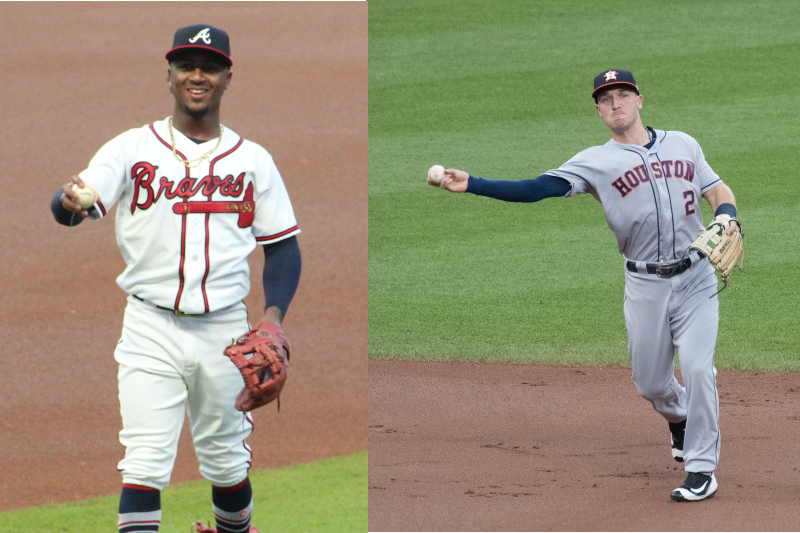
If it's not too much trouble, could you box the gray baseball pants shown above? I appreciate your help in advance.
[623,259,721,474]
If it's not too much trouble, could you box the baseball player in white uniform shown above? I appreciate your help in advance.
[429,69,742,502]
[51,25,302,532]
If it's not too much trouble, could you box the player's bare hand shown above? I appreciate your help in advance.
[60,175,89,217]
[437,168,469,193]
[726,220,741,236]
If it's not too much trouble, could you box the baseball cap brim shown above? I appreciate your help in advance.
[592,81,638,99]
[166,45,233,67]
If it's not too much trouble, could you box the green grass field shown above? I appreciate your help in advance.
[0,453,366,533]
[368,0,800,371]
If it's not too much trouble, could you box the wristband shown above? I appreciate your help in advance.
[714,203,736,218]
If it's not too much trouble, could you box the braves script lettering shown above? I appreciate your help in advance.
[131,161,246,213]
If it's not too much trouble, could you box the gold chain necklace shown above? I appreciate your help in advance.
[168,118,224,169]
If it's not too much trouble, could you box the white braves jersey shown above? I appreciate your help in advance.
[79,117,300,314]
[546,129,722,263]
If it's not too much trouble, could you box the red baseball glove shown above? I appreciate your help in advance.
[223,323,290,412]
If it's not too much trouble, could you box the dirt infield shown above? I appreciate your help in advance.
[369,360,800,531]
[0,3,366,512]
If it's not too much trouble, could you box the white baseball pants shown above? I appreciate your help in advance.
[115,295,253,490]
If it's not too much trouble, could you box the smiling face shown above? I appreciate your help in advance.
[594,86,643,136]
[167,49,232,120]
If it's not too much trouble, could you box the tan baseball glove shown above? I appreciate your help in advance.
[223,323,290,412]
[689,214,744,292]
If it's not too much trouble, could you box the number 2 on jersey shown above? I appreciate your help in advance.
[683,190,696,216]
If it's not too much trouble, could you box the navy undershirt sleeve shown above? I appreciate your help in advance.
[466,173,571,202]
[262,235,302,317]
[50,188,84,226]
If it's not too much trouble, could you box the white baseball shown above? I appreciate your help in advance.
[427,165,445,186]
[71,184,98,209]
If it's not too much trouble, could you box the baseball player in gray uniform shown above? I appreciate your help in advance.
[429,69,742,502]
[50,25,302,532]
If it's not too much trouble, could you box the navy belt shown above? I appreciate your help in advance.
[626,257,693,278]
[132,294,196,317]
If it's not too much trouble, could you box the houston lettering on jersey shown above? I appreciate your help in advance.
[130,161,254,227]
[611,159,695,198]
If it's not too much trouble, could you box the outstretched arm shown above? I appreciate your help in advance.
[257,235,302,327]
[429,169,571,202]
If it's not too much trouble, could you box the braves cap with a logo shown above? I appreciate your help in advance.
[592,69,638,99]
[166,24,232,66]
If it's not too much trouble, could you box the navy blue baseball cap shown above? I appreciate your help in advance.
[166,24,232,66]
[592,69,638,99]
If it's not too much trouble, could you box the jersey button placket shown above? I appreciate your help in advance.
[648,153,670,262]
[659,188,671,260]
[659,159,679,260]
[182,212,207,312]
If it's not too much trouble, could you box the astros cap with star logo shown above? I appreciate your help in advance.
[592,69,638,99]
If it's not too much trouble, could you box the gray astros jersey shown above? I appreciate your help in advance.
[546,129,722,262]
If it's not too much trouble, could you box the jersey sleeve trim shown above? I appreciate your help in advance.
[85,199,107,220]
[95,199,108,218]
[255,225,300,243]
[700,178,722,192]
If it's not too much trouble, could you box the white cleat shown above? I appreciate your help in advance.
[670,472,717,502]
